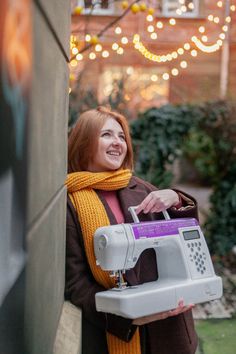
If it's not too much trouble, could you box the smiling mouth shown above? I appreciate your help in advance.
[107,151,121,156]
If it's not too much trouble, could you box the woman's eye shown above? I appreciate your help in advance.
[119,135,126,141]
[101,132,110,137]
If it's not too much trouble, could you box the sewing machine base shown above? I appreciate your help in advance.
[95,276,222,319]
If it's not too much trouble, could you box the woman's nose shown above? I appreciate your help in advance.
[111,135,120,145]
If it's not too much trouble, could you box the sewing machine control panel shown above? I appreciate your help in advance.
[179,226,214,279]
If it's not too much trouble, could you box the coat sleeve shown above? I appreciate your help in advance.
[65,197,137,342]
[134,176,199,221]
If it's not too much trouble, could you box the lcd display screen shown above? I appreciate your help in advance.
[183,229,200,240]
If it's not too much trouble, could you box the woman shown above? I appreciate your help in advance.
[65,106,198,354]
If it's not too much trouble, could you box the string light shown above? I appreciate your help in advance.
[180,60,187,69]
[76,53,83,61]
[169,18,176,25]
[121,37,128,44]
[112,43,119,50]
[156,21,163,29]
[171,68,179,76]
[117,47,124,55]
[201,35,208,42]
[191,36,222,53]
[95,44,102,52]
[191,49,198,57]
[115,26,122,34]
[89,52,96,60]
[71,0,233,73]
[151,74,158,82]
[148,25,154,33]
[85,34,91,42]
[184,43,190,50]
[199,26,205,33]
[162,73,169,80]
[177,48,184,55]
[146,15,153,22]
[150,33,158,40]
[102,50,109,58]
[70,59,78,67]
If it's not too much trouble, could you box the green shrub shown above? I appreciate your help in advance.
[131,100,236,258]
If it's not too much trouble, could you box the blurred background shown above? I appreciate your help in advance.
[0,1,236,353]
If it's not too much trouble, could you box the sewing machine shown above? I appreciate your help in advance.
[94,207,223,319]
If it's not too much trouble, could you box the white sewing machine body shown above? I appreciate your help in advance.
[94,213,223,319]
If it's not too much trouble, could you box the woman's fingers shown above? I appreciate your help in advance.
[136,190,178,215]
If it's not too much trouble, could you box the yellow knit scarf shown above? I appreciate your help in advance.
[66,169,141,354]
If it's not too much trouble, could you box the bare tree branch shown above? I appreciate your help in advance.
[70,0,141,61]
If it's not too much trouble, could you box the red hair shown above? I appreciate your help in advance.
[68,106,134,172]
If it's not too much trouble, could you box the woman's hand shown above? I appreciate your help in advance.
[136,189,180,215]
[132,300,194,326]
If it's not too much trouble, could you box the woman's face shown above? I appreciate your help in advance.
[88,118,128,172]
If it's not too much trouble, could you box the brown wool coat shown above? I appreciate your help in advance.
[65,175,199,354]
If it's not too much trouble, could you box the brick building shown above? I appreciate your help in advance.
[70,0,236,117]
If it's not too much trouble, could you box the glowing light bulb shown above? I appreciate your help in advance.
[213,17,220,24]
[171,68,179,76]
[177,48,184,55]
[199,26,205,33]
[188,3,194,10]
[115,26,122,34]
[171,51,178,59]
[85,34,91,42]
[148,25,154,32]
[163,73,169,80]
[95,44,102,52]
[89,52,96,60]
[169,18,176,25]
[70,59,77,67]
[222,25,228,32]
[72,47,79,55]
[208,14,214,21]
[180,60,187,69]
[121,37,128,44]
[76,53,83,61]
[219,33,225,40]
[112,43,119,50]
[117,47,124,55]
[231,5,236,11]
[102,50,109,58]
[151,74,158,82]
[191,50,197,57]
[147,15,153,22]
[217,1,223,7]
[226,16,231,23]
[156,21,163,29]
[150,33,158,40]
[184,43,190,50]
[202,35,208,42]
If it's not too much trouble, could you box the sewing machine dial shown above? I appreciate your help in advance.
[179,226,214,279]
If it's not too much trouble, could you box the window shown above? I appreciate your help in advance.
[77,0,115,15]
[162,0,199,18]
